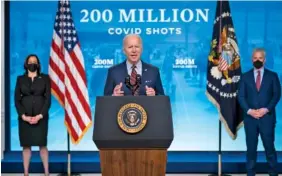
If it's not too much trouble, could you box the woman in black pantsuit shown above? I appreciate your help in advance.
[15,54,51,176]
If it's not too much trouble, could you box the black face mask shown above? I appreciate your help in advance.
[27,63,38,72]
[253,60,263,69]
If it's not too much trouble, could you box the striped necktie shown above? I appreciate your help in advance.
[256,70,261,91]
[130,65,139,96]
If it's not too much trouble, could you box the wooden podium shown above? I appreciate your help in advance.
[93,96,173,176]
[100,149,167,176]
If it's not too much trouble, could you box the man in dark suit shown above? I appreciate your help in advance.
[238,48,281,176]
[104,34,164,96]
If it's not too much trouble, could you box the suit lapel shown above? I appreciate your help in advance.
[249,69,258,92]
[141,61,149,85]
[137,61,149,95]
[259,69,268,93]
[122,61,128,76]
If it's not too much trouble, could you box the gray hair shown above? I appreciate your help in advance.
[252,48,266,58]
[122,34,143,48]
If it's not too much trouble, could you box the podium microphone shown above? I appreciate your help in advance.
[125,75,142,95]
[125,76,134,94]
[136,74,141,86]
[125,75,131,88]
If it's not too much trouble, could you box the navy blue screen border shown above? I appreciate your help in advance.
[5,1,11,152]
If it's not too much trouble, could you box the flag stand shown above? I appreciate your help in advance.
[208,120,231,176]
[57,133,80,176]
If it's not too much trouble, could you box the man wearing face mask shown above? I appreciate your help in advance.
[238,48,281,176]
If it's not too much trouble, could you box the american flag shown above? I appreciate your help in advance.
[48,0,92,144]
[218,56,228,71]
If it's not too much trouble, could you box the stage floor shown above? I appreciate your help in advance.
[1,151,282,174]
[1,174,282,176]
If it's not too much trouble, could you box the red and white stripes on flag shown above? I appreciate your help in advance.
[48,0,92,144]
[218,56,228,71]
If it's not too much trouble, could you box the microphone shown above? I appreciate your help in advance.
[136,74,141,86]
[125,74,142,95]
[125,75,131,90]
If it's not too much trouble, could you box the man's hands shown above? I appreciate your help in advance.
[112,83,156,96]
[247,108,269,119]
[145,85,156,96]
[112,82,124,96]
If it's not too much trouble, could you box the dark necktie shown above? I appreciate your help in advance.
[256,70,261,91]
[130,65,139,96]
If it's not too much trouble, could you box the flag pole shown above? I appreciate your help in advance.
[218,120,223,176]
[209,119,231,176]
[57,133,80,176]
[66,133,81,176]
[67,133,71,176]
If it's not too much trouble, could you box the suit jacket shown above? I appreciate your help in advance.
[238,68,281,120]
[104,61,164,96]
[14,73,51,118]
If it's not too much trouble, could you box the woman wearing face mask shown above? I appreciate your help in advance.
[14,54,51,176]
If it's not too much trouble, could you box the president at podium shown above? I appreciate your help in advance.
[103,34,165,96]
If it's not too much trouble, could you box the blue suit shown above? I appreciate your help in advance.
[238,68,281,176]
[104,61,164,96]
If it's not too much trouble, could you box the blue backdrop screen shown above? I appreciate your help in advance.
[9,1,282,151]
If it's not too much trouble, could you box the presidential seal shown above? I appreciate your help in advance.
[208,25,241,86]
[117,103,147,134]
